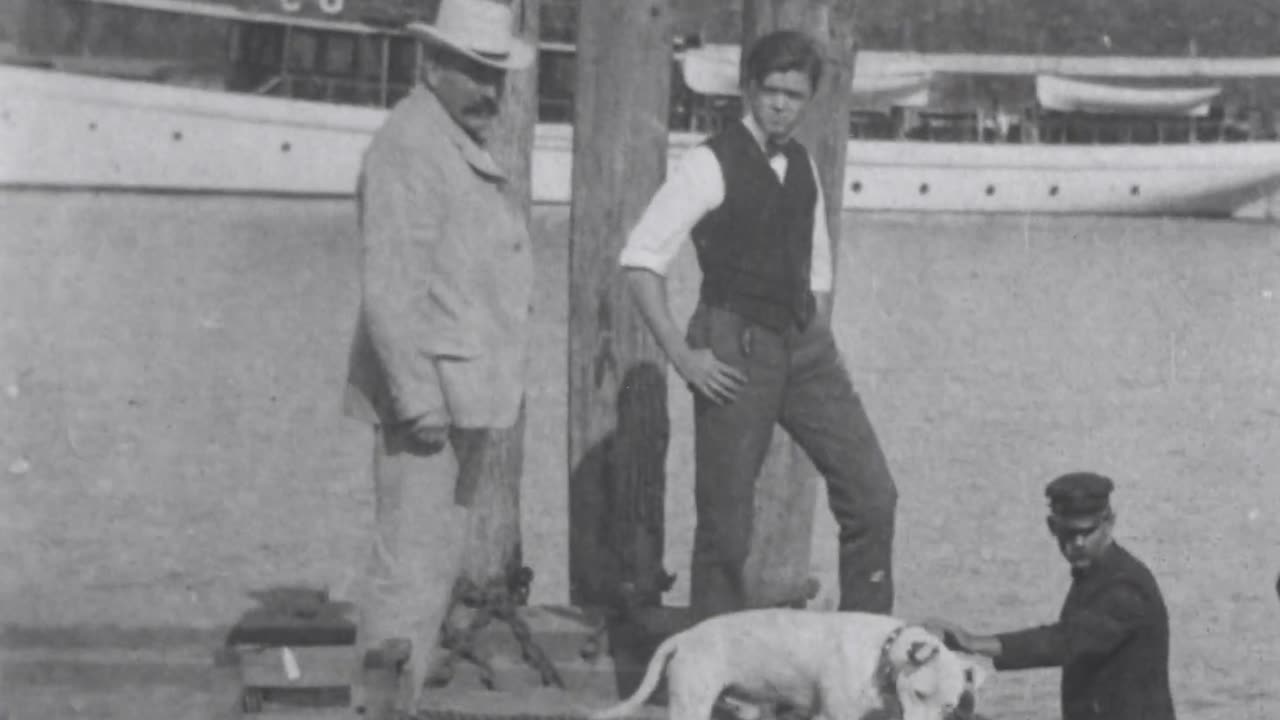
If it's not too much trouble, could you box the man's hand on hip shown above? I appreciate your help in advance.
[624,269,747,405]
[676,348,747,405]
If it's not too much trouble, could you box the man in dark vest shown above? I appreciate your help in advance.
[925,472,1177,720]
[619,30,898,618]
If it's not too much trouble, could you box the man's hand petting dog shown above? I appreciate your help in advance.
[677,347,747,405]
[920,618,979,654]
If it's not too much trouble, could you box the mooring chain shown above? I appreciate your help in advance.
[430,566,565,691]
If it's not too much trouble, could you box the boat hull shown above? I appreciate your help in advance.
[6,64,1280,220]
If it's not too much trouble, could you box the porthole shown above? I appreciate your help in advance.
[850,180,862,193]
[281,142,292,153]
[985,185,996,196]
[172,130,183,141]
[1049,185,1059,196]
[1130,185,1140,196]
[919,182,930,195]
[88,121,98,131]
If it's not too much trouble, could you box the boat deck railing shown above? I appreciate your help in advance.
[687,93,1272,145]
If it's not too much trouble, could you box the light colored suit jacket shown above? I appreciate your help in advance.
[344,87,534,430]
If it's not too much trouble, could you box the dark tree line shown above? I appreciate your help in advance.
[854,0,1280,56]
[16,0,1280,58]
[605,0,1280,56]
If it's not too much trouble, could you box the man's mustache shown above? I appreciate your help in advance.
[464,100,500,118]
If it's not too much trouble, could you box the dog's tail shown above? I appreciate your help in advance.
[589,634,680,720]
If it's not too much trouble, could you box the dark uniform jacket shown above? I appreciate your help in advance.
[995,542,1176,720]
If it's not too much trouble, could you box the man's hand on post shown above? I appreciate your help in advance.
[675,347,747,405]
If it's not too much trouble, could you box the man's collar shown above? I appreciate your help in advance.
[740,113,788,157]
[1070,541,1120,580]
[411,85,506,181]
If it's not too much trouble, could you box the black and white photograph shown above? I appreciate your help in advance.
[1,0,1277,718]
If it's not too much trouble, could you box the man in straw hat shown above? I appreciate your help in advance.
[342,0,534,712]
[923,472,1177,720]
[619,29,898,619]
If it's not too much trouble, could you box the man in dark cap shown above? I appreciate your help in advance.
[924,472,1177,720]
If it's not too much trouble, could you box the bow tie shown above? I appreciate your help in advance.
[765,142,787,158]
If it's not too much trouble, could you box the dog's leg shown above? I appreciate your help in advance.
[666,672,720,720]
[665,649,739,720]
[812,680,875,720]
[716,695,764,720]
[672,692,720,720]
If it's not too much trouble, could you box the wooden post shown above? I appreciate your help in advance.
[567,0,673,611]
[731,0,858,610]
[456,0,540,592]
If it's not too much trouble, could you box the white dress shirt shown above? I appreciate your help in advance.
[618,115,833,293]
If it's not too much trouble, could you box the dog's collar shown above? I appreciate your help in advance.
[881,624,908,660]
[875,625,909,717]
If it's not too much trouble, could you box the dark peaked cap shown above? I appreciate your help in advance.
[1045,471,1114,519]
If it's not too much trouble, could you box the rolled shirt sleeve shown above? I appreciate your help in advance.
[619,145,724,276]
[808,155,833,294]
[620,142,832,294]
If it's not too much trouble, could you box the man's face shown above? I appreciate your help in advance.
[745,69,814,145]
[422,50,507,144]
[1047,513,1114,570]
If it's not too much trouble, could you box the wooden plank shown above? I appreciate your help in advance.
[733,0,858,610]
[566,0,673,610]
[236,645,359,688]
[456,0,540,592]
[419,687,668,720]
[210,645,246,720]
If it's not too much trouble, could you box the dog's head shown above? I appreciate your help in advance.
[881,625,991,720]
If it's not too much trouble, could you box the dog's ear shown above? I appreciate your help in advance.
[907,640,940,666]
[889,627,944,670]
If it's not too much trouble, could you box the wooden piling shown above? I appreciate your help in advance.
[566,0,675,611]
[456,0,541,593]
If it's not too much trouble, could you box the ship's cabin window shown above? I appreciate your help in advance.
[227,22,287,95]
[386,37,419,106]
[285,28,319,73]
[538,48,575,123]
[229,22,402,107]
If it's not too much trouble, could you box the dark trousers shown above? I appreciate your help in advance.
[686,302,898,618]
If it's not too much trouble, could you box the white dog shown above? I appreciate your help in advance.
[590,608,990,720]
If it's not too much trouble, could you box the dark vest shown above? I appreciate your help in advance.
[690,122,818,333]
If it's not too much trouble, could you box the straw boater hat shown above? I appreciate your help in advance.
[406,0,535,71]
